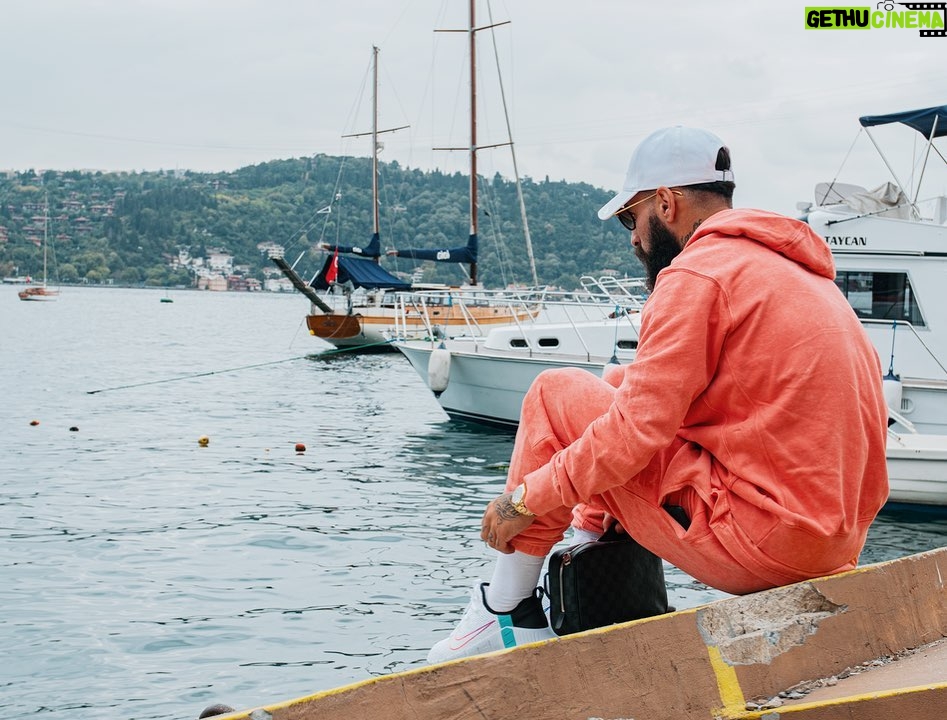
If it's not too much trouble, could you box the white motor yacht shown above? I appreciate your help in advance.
[393,105,947,506]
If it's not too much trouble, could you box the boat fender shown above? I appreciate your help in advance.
[428,347,452,397]
[882,371,902,424]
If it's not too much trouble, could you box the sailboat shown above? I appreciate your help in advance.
[18,196,59,301]
[272,14,539,351]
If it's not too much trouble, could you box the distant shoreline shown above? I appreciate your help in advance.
[3,281,296,294]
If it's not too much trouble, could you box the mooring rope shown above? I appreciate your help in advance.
[86,339,396,394]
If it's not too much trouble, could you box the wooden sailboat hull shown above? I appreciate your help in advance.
[210,547,946,719]
[306,314,365,341]
[307,304,536,349]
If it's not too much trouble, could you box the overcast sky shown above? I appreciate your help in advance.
[2,0,945,215]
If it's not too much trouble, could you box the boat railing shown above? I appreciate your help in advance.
[503,294,641,361]
[392,286,548,341]
[391,282,645,362]
[579,275,648,309]
[863,318,947,381]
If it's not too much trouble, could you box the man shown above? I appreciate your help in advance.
[426,126,889,664]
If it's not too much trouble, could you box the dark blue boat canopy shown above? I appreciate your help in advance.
[320,232,382,259]
[389,234,478,264]
[310,255,411,291]
[310,233,477,290]
[859,105,947,138]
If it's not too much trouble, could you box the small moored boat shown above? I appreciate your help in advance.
[18,195,58,302]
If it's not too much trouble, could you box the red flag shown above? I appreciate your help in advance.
[325,247,339,284]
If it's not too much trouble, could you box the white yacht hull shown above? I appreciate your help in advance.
[885,431,947,505]
[397,339,621,427]
[395,303,641,426]
[396,340,947,506]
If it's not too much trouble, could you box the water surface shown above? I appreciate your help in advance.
[1,285,943,719]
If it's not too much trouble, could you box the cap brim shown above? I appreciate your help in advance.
[597,191,634,221]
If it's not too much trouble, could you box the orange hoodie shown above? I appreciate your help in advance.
[525,208,889,580]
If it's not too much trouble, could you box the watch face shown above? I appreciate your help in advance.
[512,484,525,505]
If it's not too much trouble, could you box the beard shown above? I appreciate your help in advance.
[635,214,683,291]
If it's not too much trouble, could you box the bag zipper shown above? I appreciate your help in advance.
[558,551,573,614]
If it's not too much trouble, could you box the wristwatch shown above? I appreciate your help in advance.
[510,483,535,516]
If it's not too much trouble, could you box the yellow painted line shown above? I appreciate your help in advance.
[707,643,747,715]
[729,680,947,718]
[214,665,438,719]
[216,607,707,718]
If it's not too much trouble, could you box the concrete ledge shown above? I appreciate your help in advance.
[219,547,947,720]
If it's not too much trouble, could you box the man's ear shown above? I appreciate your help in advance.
[655,186,679,223]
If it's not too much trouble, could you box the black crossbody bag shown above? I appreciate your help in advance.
[545,526,670,636]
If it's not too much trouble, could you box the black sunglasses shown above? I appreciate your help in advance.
[614,190,683,231]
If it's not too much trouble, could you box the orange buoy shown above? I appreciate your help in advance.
[295,442,306,453]
[198,435,210,447]
[29,420,40,426]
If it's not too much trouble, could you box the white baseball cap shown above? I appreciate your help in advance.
[598,126,734,220]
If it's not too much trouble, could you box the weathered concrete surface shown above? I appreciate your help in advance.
[697,582,847,665]
[726,547,947,709]
[734,638,947,718]
[782,637,947,704]
[216,547,947,720]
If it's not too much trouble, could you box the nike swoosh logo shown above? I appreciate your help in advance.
[448,620,495,650]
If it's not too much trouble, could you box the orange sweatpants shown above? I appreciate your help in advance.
[504,367,800,596]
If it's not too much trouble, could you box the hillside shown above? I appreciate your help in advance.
[0,156,642,290]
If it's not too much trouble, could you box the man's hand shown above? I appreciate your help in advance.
[603,512,626,535]
[481,493,535,554]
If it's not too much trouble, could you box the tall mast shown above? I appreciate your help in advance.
[434,0,509,286]
[42,193,49,288]
[341,47,407,261]
[371,45,380,236]
[468,0,477,244]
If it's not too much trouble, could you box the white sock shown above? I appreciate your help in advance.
[484,551,546,612]
[571,527,601,544]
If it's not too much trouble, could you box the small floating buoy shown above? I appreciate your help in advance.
[69,426,79,432]
[198,435,210,447]
[29,419,40,426]
[295,442,306,453]
[198,704,235,719]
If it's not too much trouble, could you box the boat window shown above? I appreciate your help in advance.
[616,340,638,350]
[508,337,560,348]
[834,271,925,327]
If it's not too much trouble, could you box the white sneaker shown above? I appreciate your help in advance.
[426,582,555,664]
